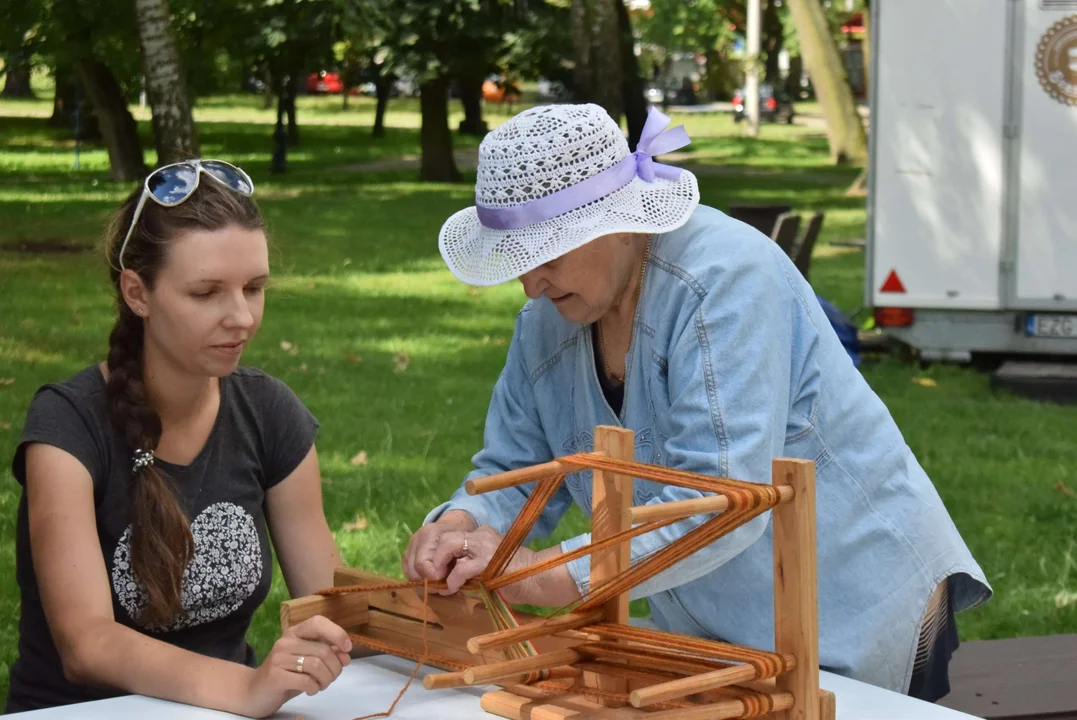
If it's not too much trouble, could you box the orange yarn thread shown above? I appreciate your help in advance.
[350,580,431,720]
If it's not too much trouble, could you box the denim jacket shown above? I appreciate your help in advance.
[425,205,991,693]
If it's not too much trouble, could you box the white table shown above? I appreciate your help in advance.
[7,654,985,719]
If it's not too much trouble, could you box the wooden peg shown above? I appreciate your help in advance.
[773,458,820,720]
[584,426,635,707]
[467,610,604,654]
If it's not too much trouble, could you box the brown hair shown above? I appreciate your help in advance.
[104,176,264,625]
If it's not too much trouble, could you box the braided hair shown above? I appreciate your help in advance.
[104,178,264,625]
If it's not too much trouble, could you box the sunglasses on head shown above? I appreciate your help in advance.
[117,158,255,271]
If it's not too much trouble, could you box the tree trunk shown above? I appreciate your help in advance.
[134,0,199,165]
[616,0,646,150]
[286,72,300,146]
[763,0,784,85]
[457,68,487,136]
[271,74,288,173]
[785,55,803,98]
[845,166,868,197]
[861,0,871,98]
[2,59,33,98]
[342,62,351,110]
[846,0,871,196]
[570,0,592,102]
[591,0,623,123]
[262,68,274,110]
[419,75,460,183]
[51,69,102,139]
[51,70,76,127]
[74,58,148,182]
[786,0,868,165]
[373,73,391,138]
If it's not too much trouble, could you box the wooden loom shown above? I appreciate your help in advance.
[282,426,835,720]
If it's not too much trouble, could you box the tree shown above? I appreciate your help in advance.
[134,0,199,165]
[2,64,33,98]
[570,0,592,101]
[47,0,148,180]
[638,0,742,101]
[785,0,867,164]
[617,0,647,149]
[763,0,784,85]
[335,0,392,135]
[566,0,632,125]
[591,0,622,121]
[375,0,519,182]
[0,0,44,99]
[75,57,148,180]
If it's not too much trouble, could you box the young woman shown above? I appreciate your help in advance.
[7,160,350,717]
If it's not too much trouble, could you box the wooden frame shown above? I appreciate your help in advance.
[282,425,834,720]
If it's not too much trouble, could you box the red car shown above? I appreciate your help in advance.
[307,71,343,94]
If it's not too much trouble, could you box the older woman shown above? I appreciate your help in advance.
[403,104,990,701]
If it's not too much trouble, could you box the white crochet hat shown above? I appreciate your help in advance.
[438,103,700,286]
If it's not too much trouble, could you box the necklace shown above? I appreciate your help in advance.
[597,234,653,384]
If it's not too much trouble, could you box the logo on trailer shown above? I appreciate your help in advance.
[1036,14,1077,106]
[879,269,906,293]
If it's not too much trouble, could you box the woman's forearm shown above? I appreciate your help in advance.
[512,546,582,607]
[66,617,255,715]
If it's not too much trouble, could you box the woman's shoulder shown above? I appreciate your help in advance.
[223,367,319,488]
[223,366,317,423]
[653,204,798,296]
[14,365,112,485]
[25,365,108,419]
[224,366,306,406]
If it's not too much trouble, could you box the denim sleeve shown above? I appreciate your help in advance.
[562,245,802,599]
[424,310,576,543]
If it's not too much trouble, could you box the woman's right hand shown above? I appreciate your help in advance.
[241,615,352,718]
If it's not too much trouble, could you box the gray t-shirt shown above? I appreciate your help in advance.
[6,365,318,713]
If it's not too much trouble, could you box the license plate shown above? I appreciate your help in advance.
[1026,313,1077,338]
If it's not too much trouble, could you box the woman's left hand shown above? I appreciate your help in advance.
[430,526,532,600]
[434,527,581,607]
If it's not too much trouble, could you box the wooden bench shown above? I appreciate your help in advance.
[937,634,1077,720]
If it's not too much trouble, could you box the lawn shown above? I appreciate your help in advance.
[1,92,1075,706]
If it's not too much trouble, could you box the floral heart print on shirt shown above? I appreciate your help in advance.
[111,502,262,632]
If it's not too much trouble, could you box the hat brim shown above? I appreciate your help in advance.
[438,170,700,287]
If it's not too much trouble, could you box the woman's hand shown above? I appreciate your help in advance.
[405,520,581,607]
[402,510,479,588]
[241,615,352,718]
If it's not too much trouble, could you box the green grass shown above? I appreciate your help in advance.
[1,93,1075,707]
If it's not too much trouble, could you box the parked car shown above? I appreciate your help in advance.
[732,84,795,124]
[306,71,343,94]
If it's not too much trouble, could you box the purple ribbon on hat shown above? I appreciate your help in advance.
[475,106,691,231]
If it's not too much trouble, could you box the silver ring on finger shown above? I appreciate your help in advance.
[296,655,305,674]
[462,537,471,557]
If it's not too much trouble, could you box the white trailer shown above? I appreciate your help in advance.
[867,0,1077,361]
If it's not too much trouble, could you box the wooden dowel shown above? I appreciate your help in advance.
[423,670,471,690]
[642,692,794,720]
[422,665,582,691]
[577,645,729,676]
[626,495,730,525]
[625,485,794,526]
[629,664,758,708]
[466,610,605,654]
[464,453,607,495]
[463,648,583,685]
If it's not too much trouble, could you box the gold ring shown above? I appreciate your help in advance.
[296,655,305,673]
